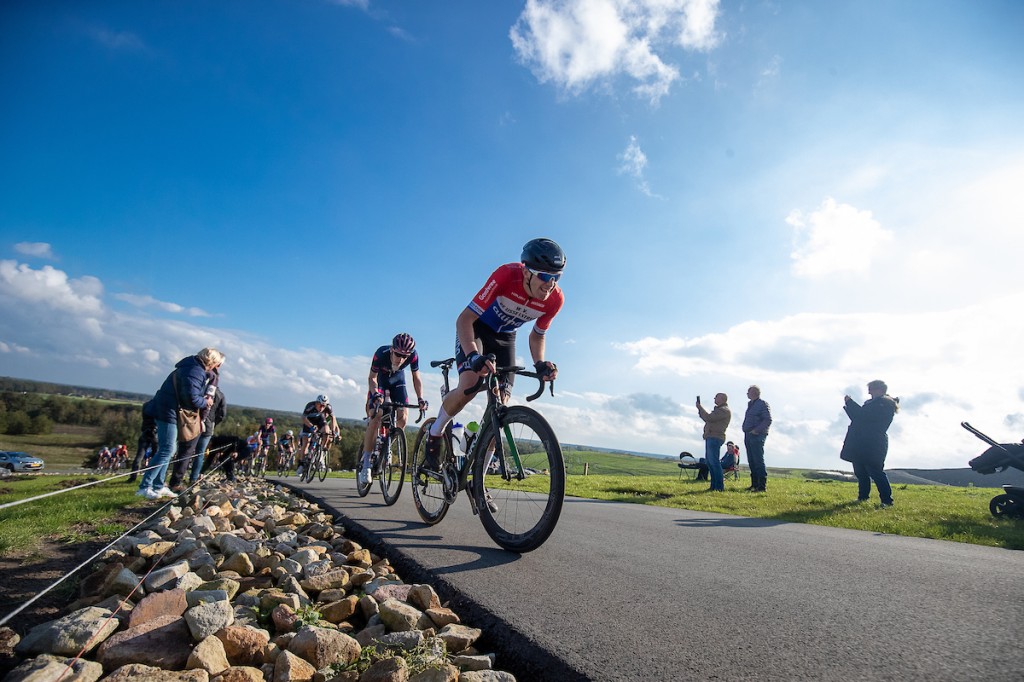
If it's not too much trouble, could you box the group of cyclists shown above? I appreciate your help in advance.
[209,238,567,486]
[97,443,130,473]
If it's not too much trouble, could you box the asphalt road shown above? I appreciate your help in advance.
[273,475,1024,681]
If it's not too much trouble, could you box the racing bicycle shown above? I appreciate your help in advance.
[300,430,330,483]
[357,399,426,505]
[411,356,565,553]
[276,448,296,477]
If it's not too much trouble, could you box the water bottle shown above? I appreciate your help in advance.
[464,421,479,454]
[451,423,466,471]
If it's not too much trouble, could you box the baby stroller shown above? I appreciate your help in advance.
[963,422,1024,519]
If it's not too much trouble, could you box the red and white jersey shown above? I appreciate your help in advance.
[468,263,564,335]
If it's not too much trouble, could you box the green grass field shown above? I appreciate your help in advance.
[0,475,142,558]
[3,429,1023,557]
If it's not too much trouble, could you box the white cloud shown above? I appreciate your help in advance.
[618,135,660,197]
[787,197,894,278]
[510,0,722,103]
[13,242,54,259]
[0,260,103,315]
[114,293,213,318]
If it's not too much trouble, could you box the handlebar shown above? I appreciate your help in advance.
[463,365,555,402]
[374,401,427,424]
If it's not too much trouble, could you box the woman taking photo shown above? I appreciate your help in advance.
[840,379,899,508]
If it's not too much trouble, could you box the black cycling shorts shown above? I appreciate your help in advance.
[454,320,516,386]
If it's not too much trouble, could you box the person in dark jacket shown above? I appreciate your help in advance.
[840,379,899,507]
[127,399,158,483]
[168,363,223,491]
[742,385,773,492]
[137,347,225,499]
[188,385,227,483]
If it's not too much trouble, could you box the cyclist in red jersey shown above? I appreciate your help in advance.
[422,238,565,471]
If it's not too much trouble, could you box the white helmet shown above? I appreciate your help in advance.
[317,394,329,404]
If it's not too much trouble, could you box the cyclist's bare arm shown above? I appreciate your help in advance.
[529,329,558,381]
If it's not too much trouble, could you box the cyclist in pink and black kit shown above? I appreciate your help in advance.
[422,238,565,471]
[357,333,429,485]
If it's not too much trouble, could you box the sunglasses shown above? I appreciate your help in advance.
[392,350,411,358]
[527,267,561,283]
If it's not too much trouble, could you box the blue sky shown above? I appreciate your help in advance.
[2,0,1023,469]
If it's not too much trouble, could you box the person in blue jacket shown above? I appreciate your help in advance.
[137,347,225,499]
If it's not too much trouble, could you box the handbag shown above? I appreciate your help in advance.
[172,371,203,442]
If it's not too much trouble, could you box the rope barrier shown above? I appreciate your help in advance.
[0,453,235,630]
[0,443,235,512]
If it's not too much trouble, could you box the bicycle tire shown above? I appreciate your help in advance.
[472,405,565,553]
[303,449,317,483]
[410,419,451,525]
[380,427,407,506]
[317,444,329,482]
[356,449,373,497]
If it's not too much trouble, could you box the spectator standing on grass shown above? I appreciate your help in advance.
[840,379,899,508]
[742,385,772,492]
[696,393,731,492]
[137,347,225,500]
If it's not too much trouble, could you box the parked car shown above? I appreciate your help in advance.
[0,451,45,472]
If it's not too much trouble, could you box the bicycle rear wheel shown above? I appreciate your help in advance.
[410,419,451,524]
[380,427,407,506]
[472,405,565,553]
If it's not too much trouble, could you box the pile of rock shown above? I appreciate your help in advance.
[2,479,515,681]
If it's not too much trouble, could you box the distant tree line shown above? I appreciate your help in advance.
[0,378,377,470]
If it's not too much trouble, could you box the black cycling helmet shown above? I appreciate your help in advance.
[392,332,415,355]
[521,238,566,273]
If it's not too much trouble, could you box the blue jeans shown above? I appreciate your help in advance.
[189,433,212,483]
[853,459,892,504]
[705,437,724,491]
[139,419,177,491]
[744,432,768,481]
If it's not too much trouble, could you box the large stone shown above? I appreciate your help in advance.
[437,623,482,654]
[96,614,192,671]
[186,600,235,641]
[128,589,188,629]
[138,541,176,558]
[187,590,230,607]
[212,666,264,682]
[378,600,431,633]
[15,606,119,656]
[4,654,104,682]
[425,608,460,628]
[367,583,412,603]
[458,671,515,682]
[186,635,230,676]
[216,534,257,557]
[320,596,359,624]
[214,625,270,667]
[286,626,361,669]
[408,585,441,611]
[220,553,254,577]
[407,662,459,682]
[271,650,315,682]
[198,578,240,600]
[299,569,349,594]
[145,560,191,593]
[360,655,408,682]
[102,663,211,681]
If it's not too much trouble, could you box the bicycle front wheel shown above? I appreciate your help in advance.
[472,405,565,553]
[317,445,329,482]
[303,452,317,483]
[356,451,372,497]
[380,427,407,506]
[410,419,451,525]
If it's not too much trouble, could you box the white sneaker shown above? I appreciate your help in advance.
[154,487,176,498]
[357,466,370,486]
[137,488,160,500]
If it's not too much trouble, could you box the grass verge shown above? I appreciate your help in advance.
[0,475,145,557]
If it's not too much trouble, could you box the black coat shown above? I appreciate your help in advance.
[840,395,898,466]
